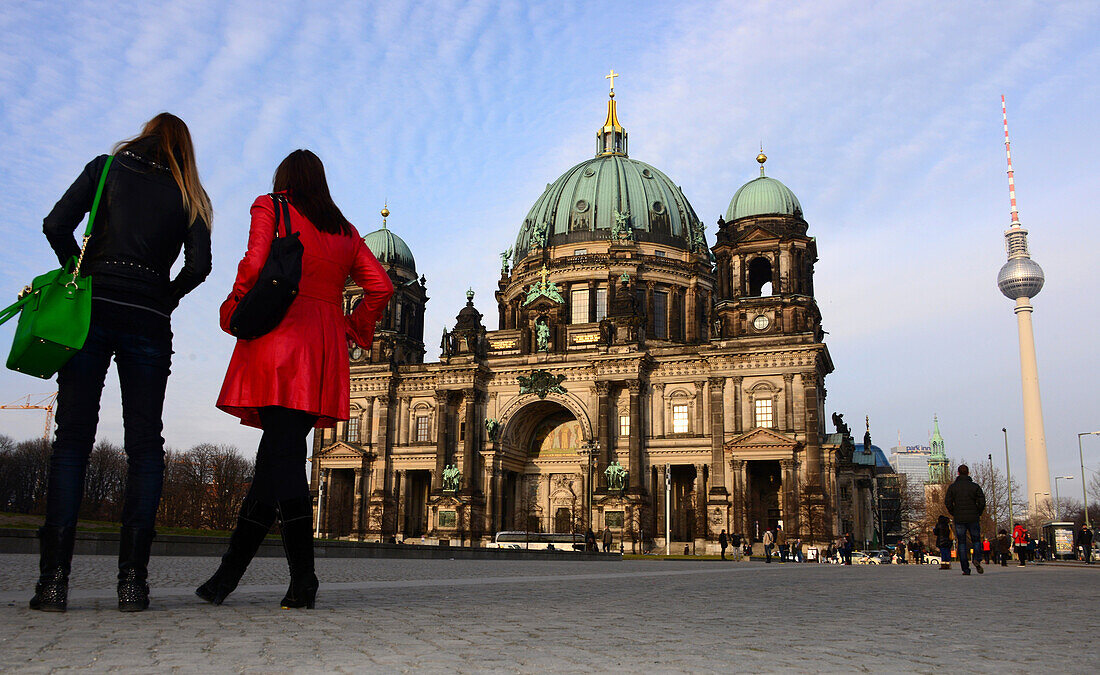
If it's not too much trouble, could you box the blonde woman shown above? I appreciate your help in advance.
[32,113,212,612]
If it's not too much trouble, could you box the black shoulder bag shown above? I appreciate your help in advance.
[228,194,303,339]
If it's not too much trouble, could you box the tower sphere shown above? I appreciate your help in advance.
[997,256,1044,300]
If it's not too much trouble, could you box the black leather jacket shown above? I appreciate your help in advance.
[945,475,986,523]
[42,146,211,317]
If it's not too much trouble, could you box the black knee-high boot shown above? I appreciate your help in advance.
[117,527,156,612]
[29,526,76,612]
[196,499,278,605]
[277,496,317,609]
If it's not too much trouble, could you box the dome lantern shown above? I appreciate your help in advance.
[596,69,628,157]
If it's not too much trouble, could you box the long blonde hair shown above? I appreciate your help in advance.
[114,113,213,228]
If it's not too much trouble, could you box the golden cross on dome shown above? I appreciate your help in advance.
[539,265,550,286]
[605,69,619,96]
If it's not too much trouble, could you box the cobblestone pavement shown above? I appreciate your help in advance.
[0,554,1096,673]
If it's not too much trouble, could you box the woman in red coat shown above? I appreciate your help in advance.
[197,150,392,609]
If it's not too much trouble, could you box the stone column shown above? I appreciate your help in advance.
[708,377,727,495]
[596,381,611,489]
[652,382,665,437]
[802,374,822,479]
[780,458,795,532]
[685,283,698,343]
[627,380,642,492]
[461,388,478,492]
[694,381,705,435]
[375,394,391,495]
[364,397,374,445]
[351,468,364,536]
[433,391,449,490]
[730,459,744,535]
[731,376,743,434]
[739,461,751,537]
[645,282,655,336]
[783,374,795,432]
[694,463,708,541]
[398,396,410,446]
[395,469,406,536]
[588,279,598,323]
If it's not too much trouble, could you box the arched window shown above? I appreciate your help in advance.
[748,257,773,297]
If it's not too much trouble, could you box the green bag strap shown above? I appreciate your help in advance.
[69,154,114,285]
[0,294,29,327]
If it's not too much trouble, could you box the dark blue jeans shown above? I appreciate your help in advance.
[954,521,981,570]
[45,320,172,531]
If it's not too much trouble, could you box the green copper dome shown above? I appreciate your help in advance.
[514,154,706,261]
[363,226,415,272]
[725,175,803,221]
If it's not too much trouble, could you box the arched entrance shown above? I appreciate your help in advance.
[499,399,590,535]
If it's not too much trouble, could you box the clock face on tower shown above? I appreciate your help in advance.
[753,314,770,331]
[351,347,364,361]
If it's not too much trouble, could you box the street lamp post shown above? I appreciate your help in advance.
[989,453,998,533]
[1078,432,1100,528]
[581,440,599,532]
[1053,476,1074,521]
[1003,428,1014,529]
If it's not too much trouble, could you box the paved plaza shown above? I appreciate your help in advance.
[0,554,1096,673]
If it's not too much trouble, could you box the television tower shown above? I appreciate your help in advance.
[995,95,1051,513]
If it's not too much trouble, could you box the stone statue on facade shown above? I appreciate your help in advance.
[831,412,850,437]
[485,417,500,441]
[499,247,512,274]
[536,318,551,351]
[518,369,567,399]
[442,464,462,491]
[611,209,633,242]
[531,220,548,248]
[605,460,627,491]
[440,327,451,356]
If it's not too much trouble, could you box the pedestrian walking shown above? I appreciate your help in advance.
[762,528,775,563]
[982,537,992,564]
[719,530,729,560]
[933,515,953,570]
[896,540,907,564]
[29,114,213,613]
[842,533,854,565]
[794,538,804,563]
[198,150,393,610]
[996,529,1011,567]
[1012,523,1028,567]
[731,532,743,561]
[944,464,986,575]
[1079,524,1093,564]
[601,526,613,553]
[777,526,789,563]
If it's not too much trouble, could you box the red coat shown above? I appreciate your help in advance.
[216,194,393,428]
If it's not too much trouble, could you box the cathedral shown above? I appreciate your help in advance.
[309,76,864,552]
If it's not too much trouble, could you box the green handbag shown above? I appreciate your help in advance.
[0,155,113,378]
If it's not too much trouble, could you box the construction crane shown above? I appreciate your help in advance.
[0,392,58,442]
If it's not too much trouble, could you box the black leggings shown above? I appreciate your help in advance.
[245,406,318,504]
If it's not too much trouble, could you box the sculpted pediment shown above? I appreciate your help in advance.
[310,441,373,461]
[737,225,782,242]
[725,427,800,451]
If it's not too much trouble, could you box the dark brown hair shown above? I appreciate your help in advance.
[273,149,352,236]
[114,113,212,227]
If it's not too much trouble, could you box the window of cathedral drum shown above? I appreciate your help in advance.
[416,415,429,442]
[571,288,589,324]
[347,415,360,443]
[655,249,666,257]
[595,286,607,322]
[574,248,587,256]
[672,404,689,434]
[459,421,466,442]
[653,291,668,339]
[748,257,774,296]
[619,414,630,438]
[754,398,774,428]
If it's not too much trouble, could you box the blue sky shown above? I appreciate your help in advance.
[1,1,1098,493]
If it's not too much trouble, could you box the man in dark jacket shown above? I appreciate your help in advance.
[719,530,729,560]
[1078,525,1093,564]
[945,464,986,575]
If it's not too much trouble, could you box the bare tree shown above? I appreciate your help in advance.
[1,438,52,514]
[81,441,127,521]
[205,445,253,530]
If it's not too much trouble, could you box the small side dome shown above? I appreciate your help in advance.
[725,176,803,221]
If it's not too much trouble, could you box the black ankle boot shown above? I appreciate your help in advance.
[196,499,277,605]
[117,527,155,612]
[29,526,76,612]
[277,496,317,609]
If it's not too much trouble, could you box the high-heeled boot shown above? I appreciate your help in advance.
[117,527,156,612]
[29,526,76,612]
[196,499,277,605]
[277,496,318,609]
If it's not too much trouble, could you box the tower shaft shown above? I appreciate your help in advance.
[1014,297,1051,512]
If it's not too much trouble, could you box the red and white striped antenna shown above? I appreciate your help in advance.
[1002,95,1021,228]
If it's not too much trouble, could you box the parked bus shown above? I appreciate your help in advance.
[489,531,586,551]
